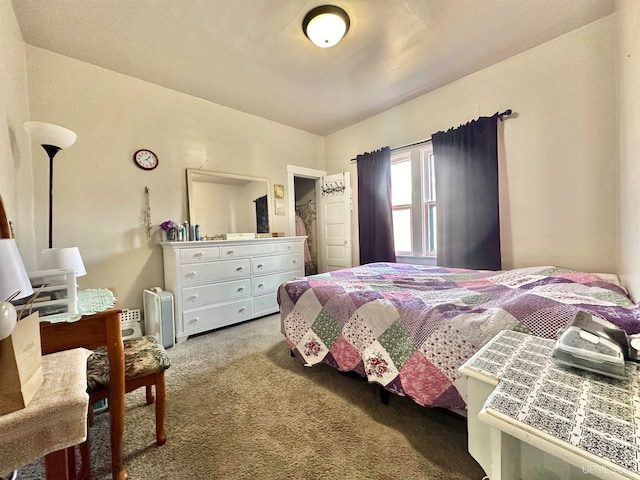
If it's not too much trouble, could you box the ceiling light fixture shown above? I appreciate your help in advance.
[302,5,350,48]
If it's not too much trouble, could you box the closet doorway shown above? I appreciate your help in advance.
[294,176,318,275]
[286,165,352,274]
[287,165,324,275]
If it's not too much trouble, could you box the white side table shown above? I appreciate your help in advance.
[460,330,640,480]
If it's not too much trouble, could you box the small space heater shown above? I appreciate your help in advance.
[143,287,175,349]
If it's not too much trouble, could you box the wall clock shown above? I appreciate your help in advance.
[133,149,159,171]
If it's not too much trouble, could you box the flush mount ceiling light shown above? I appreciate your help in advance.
[302,5,350,48]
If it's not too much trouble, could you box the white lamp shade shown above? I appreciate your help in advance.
[40,247,87,277]
[0,239,34,301]
[24,121,77,149]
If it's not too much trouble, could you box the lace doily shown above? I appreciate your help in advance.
[78,288,116,315]
[45,288,116,323]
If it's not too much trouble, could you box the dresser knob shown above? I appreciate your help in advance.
[238,286,245,292]
[190,317,199,324]
[258,283,264,289]
[189,294,198,301]
[287,245,292,250]
[227,249,235,255]
[292,259,298,264]
[239,306,246,313]
[187,271,197,278]
[236,266,244,271]
[257,264,264,269]
[195,251,204,257]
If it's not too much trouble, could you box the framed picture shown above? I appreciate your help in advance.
[274,199,285,215]
[274,184,284,199]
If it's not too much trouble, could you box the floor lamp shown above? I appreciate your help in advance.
[24,121,77,249]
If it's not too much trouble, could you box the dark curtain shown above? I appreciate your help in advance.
[254,195,269,233]
[356,147,396,264]
[432,114,501,270]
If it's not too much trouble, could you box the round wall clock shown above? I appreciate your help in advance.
[133,149,159,170]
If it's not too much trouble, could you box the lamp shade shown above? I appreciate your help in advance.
[303,5,350,48]
[40,247,87,277]
[0,239,33,302]
[24,121,77,149]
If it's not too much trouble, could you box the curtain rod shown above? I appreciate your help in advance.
[390,109,512,152]
[351,109,512,161]
[391,138,431,152]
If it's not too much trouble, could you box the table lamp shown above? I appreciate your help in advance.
[39,247,87,277]
[40,247,86,316]
[0,239,34,340]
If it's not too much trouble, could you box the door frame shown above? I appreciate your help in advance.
[287,164,326,269]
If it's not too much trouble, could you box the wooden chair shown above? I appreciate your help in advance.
[79,335,171,479]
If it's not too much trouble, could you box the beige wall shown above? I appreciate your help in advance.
[326,16,618,274]
[617,0,640,301]
[0,1,36,267]
[24,46,325,310]
[7,4,636,308]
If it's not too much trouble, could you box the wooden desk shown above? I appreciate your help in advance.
[40,305,127,480]
[0,348,92,479]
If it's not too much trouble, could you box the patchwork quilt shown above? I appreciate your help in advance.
[277,263,640,410]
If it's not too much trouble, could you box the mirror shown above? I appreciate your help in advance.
[186,169,271,239]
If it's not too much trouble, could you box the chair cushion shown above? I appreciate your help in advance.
[87,335,171,392]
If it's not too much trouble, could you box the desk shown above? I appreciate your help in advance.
[40,305,127,480]
[460,330,640,480]
[0,348,92,479]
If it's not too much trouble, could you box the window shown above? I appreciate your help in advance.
[390,143,436,258]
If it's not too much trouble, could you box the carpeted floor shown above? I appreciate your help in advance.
[17,314,485,479]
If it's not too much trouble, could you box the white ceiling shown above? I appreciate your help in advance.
[12,0,614,136]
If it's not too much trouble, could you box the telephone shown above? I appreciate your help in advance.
[551,311,640,379]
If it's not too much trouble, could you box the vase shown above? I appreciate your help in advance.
[167,229,178,242]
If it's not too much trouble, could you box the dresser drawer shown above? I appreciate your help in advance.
[183,278,250,307]
[253,293,279,316]
[179,246,220,263]
[183,299,252,333]
[179,258,250,283]
[219,243,276,258]
[252,253,301,275]
[252,271,301,296]
[277,241,303,253]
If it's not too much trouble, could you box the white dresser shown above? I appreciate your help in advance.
[161,236,306,343]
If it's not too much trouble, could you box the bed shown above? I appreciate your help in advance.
[277,263,640,410]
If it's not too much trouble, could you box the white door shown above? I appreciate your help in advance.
[318,172,352,272]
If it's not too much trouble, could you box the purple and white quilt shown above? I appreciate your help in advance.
[277,263,640,409]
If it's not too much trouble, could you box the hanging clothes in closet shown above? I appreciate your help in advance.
[295,214,314,273]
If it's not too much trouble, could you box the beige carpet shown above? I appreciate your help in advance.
[18,314,485,479]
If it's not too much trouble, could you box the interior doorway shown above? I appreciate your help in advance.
[287,165,325,274]
[293,177,318,275]
[287,165,352,274]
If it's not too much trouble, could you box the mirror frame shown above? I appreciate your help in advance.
[186,169,273,237]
